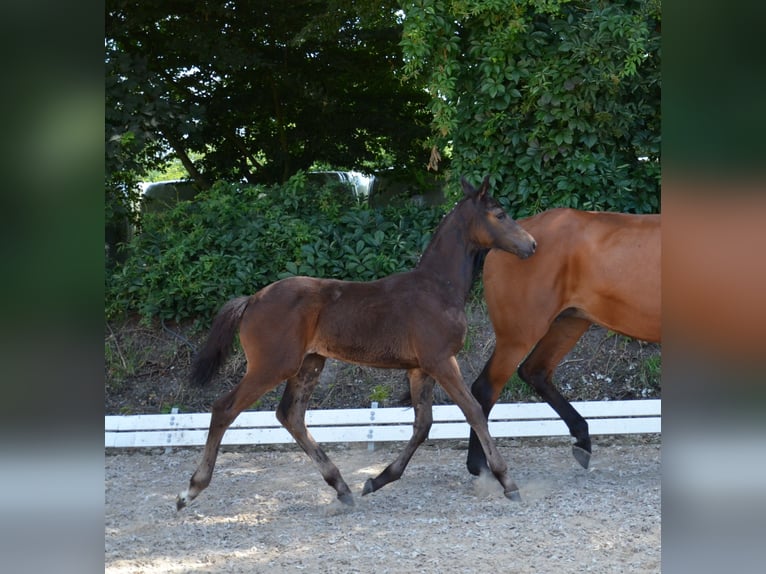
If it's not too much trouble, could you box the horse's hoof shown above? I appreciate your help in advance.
[466,461,487,477]
[362,479,375,496]
[505,488,522,502]
[572,445,591,469]
[338,491,355,506]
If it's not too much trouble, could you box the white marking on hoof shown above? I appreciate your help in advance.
[176,489,190,511]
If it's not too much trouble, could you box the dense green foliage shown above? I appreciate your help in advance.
[105,0,438,271]
[106,175,445,323]
[401,0,661,215]
[106,1,661,324]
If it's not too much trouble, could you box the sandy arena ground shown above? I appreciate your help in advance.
[106,435,660,573]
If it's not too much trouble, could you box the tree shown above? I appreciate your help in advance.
[105,1,435,256]
[400,0,661,215]
[106,1,431,187]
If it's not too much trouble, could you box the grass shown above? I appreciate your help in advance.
[105,328,146,391]
[369,384,392,405]
[639,354,662,388]
[499,372,536,402]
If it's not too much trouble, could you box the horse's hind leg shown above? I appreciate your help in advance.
[363,369,435,496]
[176,368,286,510]
[276,354,355,506]
[518,315,592,468]
[430,356,520,501]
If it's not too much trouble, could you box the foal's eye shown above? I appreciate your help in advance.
[495,211,506,220]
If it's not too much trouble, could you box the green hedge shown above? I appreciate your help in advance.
[401,0,661,216]
[105,175,446,323]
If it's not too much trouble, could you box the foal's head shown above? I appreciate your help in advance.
[460,176,536,259]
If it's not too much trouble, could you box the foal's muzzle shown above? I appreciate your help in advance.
[516,235,536,259]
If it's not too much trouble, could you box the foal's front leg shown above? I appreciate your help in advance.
[276,354,355,505]
[430,356,521,501]
[363,369,435,495]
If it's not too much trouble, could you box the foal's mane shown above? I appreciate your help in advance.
[415,195,489,288]
[416,196,469,263]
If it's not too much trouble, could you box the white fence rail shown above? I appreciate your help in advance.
[105,399,660,449]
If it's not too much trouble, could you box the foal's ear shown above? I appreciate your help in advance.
[461,176,490,200]
[478,175,490,199]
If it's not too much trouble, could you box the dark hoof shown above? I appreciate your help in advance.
[338,491,355,506]
[572,445,591,469]
[362,478,374,496]
[504,489,522,502]
[176,496,187,511]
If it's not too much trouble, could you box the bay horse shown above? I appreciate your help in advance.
[466,208,660,475]
[176,176,537,510]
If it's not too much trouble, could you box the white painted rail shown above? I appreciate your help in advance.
[105,399,660,448]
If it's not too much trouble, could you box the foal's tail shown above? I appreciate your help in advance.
[190,296,251,386]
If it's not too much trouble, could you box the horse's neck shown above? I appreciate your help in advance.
[416,221,480,304]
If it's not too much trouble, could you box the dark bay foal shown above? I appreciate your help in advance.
[177,176,536,510]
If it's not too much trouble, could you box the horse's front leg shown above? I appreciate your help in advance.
[431,356,520,501]
[467,349,504,476]
[276,354,354,505]
[363,369,434,496]
[467,335,534,476]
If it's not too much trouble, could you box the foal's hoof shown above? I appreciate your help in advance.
[572,445,591,469]
[504,488,522,502]
[362,478,375,496]
[176,488,192,511]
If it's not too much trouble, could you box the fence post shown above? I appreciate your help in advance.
[164,407,179,454]
[367,401,378,451]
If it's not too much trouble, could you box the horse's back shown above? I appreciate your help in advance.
[568,211,660,340]
[484,208,660,342]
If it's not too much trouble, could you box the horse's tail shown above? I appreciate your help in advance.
[190,296,251,386]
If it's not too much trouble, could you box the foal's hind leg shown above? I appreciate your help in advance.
[363,370,435,496]
[176,367,288,510]
[518,315,592,468]
[430,356,520,500]
[275,354,355,506]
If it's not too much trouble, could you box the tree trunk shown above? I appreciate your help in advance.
[160,128,211,190]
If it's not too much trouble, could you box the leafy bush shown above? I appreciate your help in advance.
[106,175,446,323]
[282,201,443,281]
[401,0,661,216]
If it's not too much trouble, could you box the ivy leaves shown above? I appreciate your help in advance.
[106,177,445,323]
[401,0,661,217]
